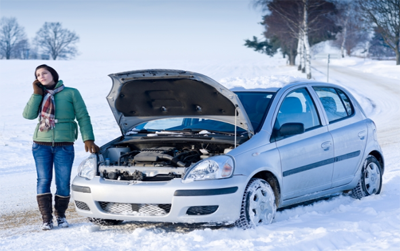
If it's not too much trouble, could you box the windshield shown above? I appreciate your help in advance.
[130,92,275,134]
[133,118,246,134]
[235,92,275,131]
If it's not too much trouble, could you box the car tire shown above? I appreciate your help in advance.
[235,178,276,229]
[88,217,123,226]
[351,155,382,199]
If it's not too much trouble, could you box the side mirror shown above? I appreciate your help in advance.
[279,123,304,137]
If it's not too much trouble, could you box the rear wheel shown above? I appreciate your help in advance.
[351,155,382,199]
[235,178,276,229]
[88,218,123,226]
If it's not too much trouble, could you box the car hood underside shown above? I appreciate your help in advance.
[107,69,254,135]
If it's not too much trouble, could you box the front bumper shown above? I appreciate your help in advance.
[71,175,246,224]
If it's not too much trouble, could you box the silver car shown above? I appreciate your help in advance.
[72,69,384,228]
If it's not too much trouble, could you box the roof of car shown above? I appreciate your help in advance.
[231,87,280,93]
[229,80,341,93]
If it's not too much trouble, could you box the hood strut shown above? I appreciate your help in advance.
[234,105,238,148]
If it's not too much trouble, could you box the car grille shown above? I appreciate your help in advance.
[186,206,219,215]
[98,202,171,216]
[75,201,90,211]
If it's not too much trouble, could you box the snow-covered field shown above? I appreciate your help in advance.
[1,56,399,250]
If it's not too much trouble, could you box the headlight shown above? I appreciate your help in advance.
[78,154,97,179]
[182,156,234,183]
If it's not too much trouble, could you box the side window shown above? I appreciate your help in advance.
[313,87,352,123]
[274,88,321,135]
[336,89,354,116]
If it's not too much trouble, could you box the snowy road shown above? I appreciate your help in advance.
[313,60,400,147]
[1,59,399,250]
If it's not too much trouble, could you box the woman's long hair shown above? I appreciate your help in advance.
[35,64,59,84]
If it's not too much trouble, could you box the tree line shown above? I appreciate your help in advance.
[0,17,79,60]
[245,0,400,79]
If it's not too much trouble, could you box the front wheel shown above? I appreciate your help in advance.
[235,178,276,229]
[351,155,383,199]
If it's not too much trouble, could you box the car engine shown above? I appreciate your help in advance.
[98,143,233,182]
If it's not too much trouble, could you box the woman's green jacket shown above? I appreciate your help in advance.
[23,81,95,143]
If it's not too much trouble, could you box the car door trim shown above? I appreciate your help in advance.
[283,150,360,177]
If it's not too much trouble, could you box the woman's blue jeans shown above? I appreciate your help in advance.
[32,142,75,197]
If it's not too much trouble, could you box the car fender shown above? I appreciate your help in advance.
[228,132,280,175]
[363,119,385,172]
[346,119,384,190]
[228,134,282,204]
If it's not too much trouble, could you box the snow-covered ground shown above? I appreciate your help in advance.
[1,56,399,250]
[320,57,400,81]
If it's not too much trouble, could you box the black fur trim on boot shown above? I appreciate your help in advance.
[37,193,53,230]
[54,195,70,228]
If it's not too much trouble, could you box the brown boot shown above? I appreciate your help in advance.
[54,195,70,228]
[37,193,53,230]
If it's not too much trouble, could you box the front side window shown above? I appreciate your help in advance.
[274,88,321,134]
[313,87,353,123]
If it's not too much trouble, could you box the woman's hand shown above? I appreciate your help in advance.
[84,140,100,153]
[33,80,43,95]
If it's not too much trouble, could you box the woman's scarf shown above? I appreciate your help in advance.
[39,83,64,132]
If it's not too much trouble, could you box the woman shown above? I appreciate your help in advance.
[23,64,99,230]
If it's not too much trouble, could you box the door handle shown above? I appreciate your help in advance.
[321,141,331,150]
[358,130,366,140]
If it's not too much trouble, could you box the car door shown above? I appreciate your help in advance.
[273,87,334,200]
[313,87,367,187]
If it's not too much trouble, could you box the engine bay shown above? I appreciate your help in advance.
[98,139,237,182]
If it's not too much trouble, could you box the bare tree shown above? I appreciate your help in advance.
[0,17,27,59]
[11,39,30,59]
[370,28,397,58]
[331,0,371,58]
[253,0,338,79]
[34,22,79,60]
[340,22,370,56]
[358,0,400,65]
[302,0,313,79]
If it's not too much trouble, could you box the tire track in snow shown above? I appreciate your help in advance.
[313,60,400,147]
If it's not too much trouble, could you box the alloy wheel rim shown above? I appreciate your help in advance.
[364,162,381,195]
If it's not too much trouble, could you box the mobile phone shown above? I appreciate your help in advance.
[36,81,44,88]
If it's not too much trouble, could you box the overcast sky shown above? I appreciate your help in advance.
[1,0,268,61]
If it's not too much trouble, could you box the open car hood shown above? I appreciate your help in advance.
[107,69,254,135]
